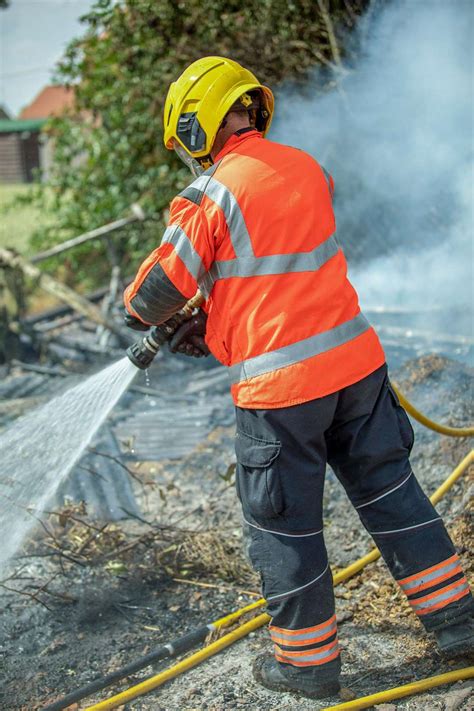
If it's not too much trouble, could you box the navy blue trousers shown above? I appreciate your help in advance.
[235,364,472,674]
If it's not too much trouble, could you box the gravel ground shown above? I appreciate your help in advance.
[0,355,472,710]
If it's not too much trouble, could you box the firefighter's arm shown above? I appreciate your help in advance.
[124,265,188,327]
[123,195,214,328]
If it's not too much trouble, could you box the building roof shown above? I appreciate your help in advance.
[19,85,75,120]
[0,118,46,134]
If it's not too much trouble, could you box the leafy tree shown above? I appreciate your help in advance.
[29,0,368,287]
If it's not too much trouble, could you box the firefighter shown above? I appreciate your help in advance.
[124,57,473,699]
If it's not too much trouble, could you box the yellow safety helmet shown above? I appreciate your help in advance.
[163,56,274,169]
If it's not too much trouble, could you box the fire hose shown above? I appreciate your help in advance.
[392,384,474,438]
[323,667,474,710]
[44,450,473,710]
[42,600,264,711]
[87,664,474,711]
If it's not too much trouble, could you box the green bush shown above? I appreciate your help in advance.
[28,0,368,287]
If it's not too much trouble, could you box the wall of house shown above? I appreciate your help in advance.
[0,131,40,183]
[0,134,24,183]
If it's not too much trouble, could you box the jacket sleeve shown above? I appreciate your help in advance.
[124,194,215,325]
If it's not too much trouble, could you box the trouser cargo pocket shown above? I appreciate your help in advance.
[235,430,282,519]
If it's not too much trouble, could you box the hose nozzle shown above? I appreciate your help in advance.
[126,291,205,370]
[126,328,165,370]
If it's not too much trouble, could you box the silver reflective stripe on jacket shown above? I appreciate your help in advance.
[177,173,341,296]
[162,224,206,282]
[191,175,255,257]
[229,312,371,384]
[199,233,341,296]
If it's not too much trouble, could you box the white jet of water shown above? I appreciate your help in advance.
[0,357,137,568]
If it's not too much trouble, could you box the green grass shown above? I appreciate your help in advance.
[0,184,50,256]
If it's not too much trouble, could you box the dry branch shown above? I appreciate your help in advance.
[0,581,53,610]
[0,247,123,336]
[30,204,145,263]
[87,446,147,491]
[317,0,343,67]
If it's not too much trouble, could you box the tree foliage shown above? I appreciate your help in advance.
[30,0,367,286]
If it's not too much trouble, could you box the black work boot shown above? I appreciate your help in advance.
[253,655,340,699]
[434,614,474,659]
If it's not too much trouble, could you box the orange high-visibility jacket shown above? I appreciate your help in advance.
[125,129,385,408]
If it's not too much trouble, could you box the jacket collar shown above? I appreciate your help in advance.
[213,129,262,163]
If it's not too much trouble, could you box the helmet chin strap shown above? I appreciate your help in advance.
[173,141,206,177]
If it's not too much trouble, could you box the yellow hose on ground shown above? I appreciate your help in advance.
[82,451,473,711]
[430,449,474,505]
[323,666,474,710]
[83,613,271,711]
[212,599,265,627]
[393,384,474,437]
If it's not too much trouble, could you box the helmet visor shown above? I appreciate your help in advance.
[173,140,204,177]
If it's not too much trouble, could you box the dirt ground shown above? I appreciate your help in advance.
[0,355,473,710]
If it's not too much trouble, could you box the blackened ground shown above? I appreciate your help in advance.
[0,354,472,710]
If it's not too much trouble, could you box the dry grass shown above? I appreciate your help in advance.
[161,529,258,587]
[401,354,451,388]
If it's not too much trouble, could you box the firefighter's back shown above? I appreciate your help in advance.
[204,131,385,408]
[215,134,336,256]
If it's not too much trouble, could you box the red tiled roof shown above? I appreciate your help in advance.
[19,85,75,120]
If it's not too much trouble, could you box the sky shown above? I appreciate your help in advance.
[0,0,94,117]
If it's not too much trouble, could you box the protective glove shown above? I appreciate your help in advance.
[124,311,150,331]
[169,309,210,358]
[124,309,189,340]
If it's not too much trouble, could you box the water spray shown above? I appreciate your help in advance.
[126,291,205,370]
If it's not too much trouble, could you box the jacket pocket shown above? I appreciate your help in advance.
[204,308,231,366]
[386,380,415,453]
[235,430,282,519]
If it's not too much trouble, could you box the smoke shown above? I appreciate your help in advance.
[271,0,473,348]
